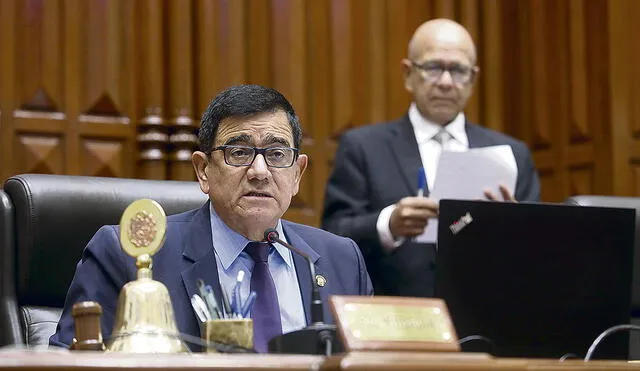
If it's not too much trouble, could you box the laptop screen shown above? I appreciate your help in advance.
[435,200,635,360]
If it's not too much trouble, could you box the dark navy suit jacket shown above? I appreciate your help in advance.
[50,202,373,349]
[322,115,540,297]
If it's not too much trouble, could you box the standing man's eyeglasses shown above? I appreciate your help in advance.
[410,61,477,84]
[212,145,299,168]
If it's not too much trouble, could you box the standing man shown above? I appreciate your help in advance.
[51,85,373,352]
[322,19,540,297]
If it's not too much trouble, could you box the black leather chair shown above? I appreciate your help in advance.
[565,195,640,358]
[0,174,208,347]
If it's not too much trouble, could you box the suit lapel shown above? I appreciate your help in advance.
[180,202,226,315]
[282,221,320,326]
[387,115,425,195]
[466,121,494,149]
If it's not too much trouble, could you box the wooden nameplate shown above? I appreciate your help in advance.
[329,295,460,352]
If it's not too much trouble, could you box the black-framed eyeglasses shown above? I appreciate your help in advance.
[410,61,476,84]
[212,145,299,168]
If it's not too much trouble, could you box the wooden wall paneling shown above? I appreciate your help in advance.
[10,0,66,178]
[226,0,248,86]
[167,0,196,181]
[366,0,387,125]
[3,0,640,215]
[434,0,456,20]
[195,0,218,118]
[208,0,247,90]
[630,0,640,195]
[306,0,331,215]
[77,0,136,178]
[528,0,559,201]
[385,0,411,120]
[480,0,504,134]
[1,0,17,181]
[584,0,613,195]
[330,0,350,141]
[272,0,315,226]
[137,0,168,180]
[498,0,525,142]
[607,0,634,196]
[551,0,573,200]
[247,0,271,86]
[459,0,480,124]
[347,0,368,131]
[125,0,140,177]
[566,0,595,197]
[194,0,249,123]
[271,0,307,124]
[63,0,80,176]
[568,0,589,146]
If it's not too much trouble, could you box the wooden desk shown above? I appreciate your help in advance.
[1,350,640,371]
[321,352,640,371]
[0,350,324,371]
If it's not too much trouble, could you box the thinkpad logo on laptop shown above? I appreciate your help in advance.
[449,212,473,235]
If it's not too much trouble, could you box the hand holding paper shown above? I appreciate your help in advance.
[415,145,517,243]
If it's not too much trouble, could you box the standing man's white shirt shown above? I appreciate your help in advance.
[376,103,469,250]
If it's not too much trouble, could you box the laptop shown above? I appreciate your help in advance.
[435,200,636,360]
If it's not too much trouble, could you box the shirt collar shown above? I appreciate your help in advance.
[209,203,293,270]
[408,102,468,147]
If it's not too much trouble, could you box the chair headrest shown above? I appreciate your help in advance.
[565,195,640,212]
[4,174,209,307]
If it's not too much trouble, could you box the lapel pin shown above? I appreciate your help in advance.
[315,274,327,287]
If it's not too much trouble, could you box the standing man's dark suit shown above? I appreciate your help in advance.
[322,115,540,296]
[322,18,541,297]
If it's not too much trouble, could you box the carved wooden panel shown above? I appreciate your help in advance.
[607,0,637,197]
[2,0,640,229]
[1,0,136,181]
[15,134,64,175]
[74,0,134,177]
[82,139,125,177]
[136,0,167,180]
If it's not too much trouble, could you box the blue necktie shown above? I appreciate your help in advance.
[245,242,282,352]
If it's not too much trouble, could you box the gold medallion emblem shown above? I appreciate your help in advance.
[128,210,157,248]
[119,199,167,258]
[315,274,327,287]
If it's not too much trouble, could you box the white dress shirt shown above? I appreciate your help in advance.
[376,103,469,251]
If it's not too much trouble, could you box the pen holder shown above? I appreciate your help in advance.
[203,319,253,353]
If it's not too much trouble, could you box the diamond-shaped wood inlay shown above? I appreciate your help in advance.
[85,93,121,116]
[83,139,123,177]
[16,135,64,174]
[21,88,58,112]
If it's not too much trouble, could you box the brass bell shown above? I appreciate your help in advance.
[106,199,188,353]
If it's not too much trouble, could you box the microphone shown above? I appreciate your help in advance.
[263,228,342,355]
[264,229,324,325]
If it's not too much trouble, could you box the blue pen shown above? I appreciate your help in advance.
[240,291,257,319]
[417,167,427,197]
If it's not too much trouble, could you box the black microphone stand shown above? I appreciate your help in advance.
[263,229,342,356]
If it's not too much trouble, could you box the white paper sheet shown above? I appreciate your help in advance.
[415,145,517,243]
